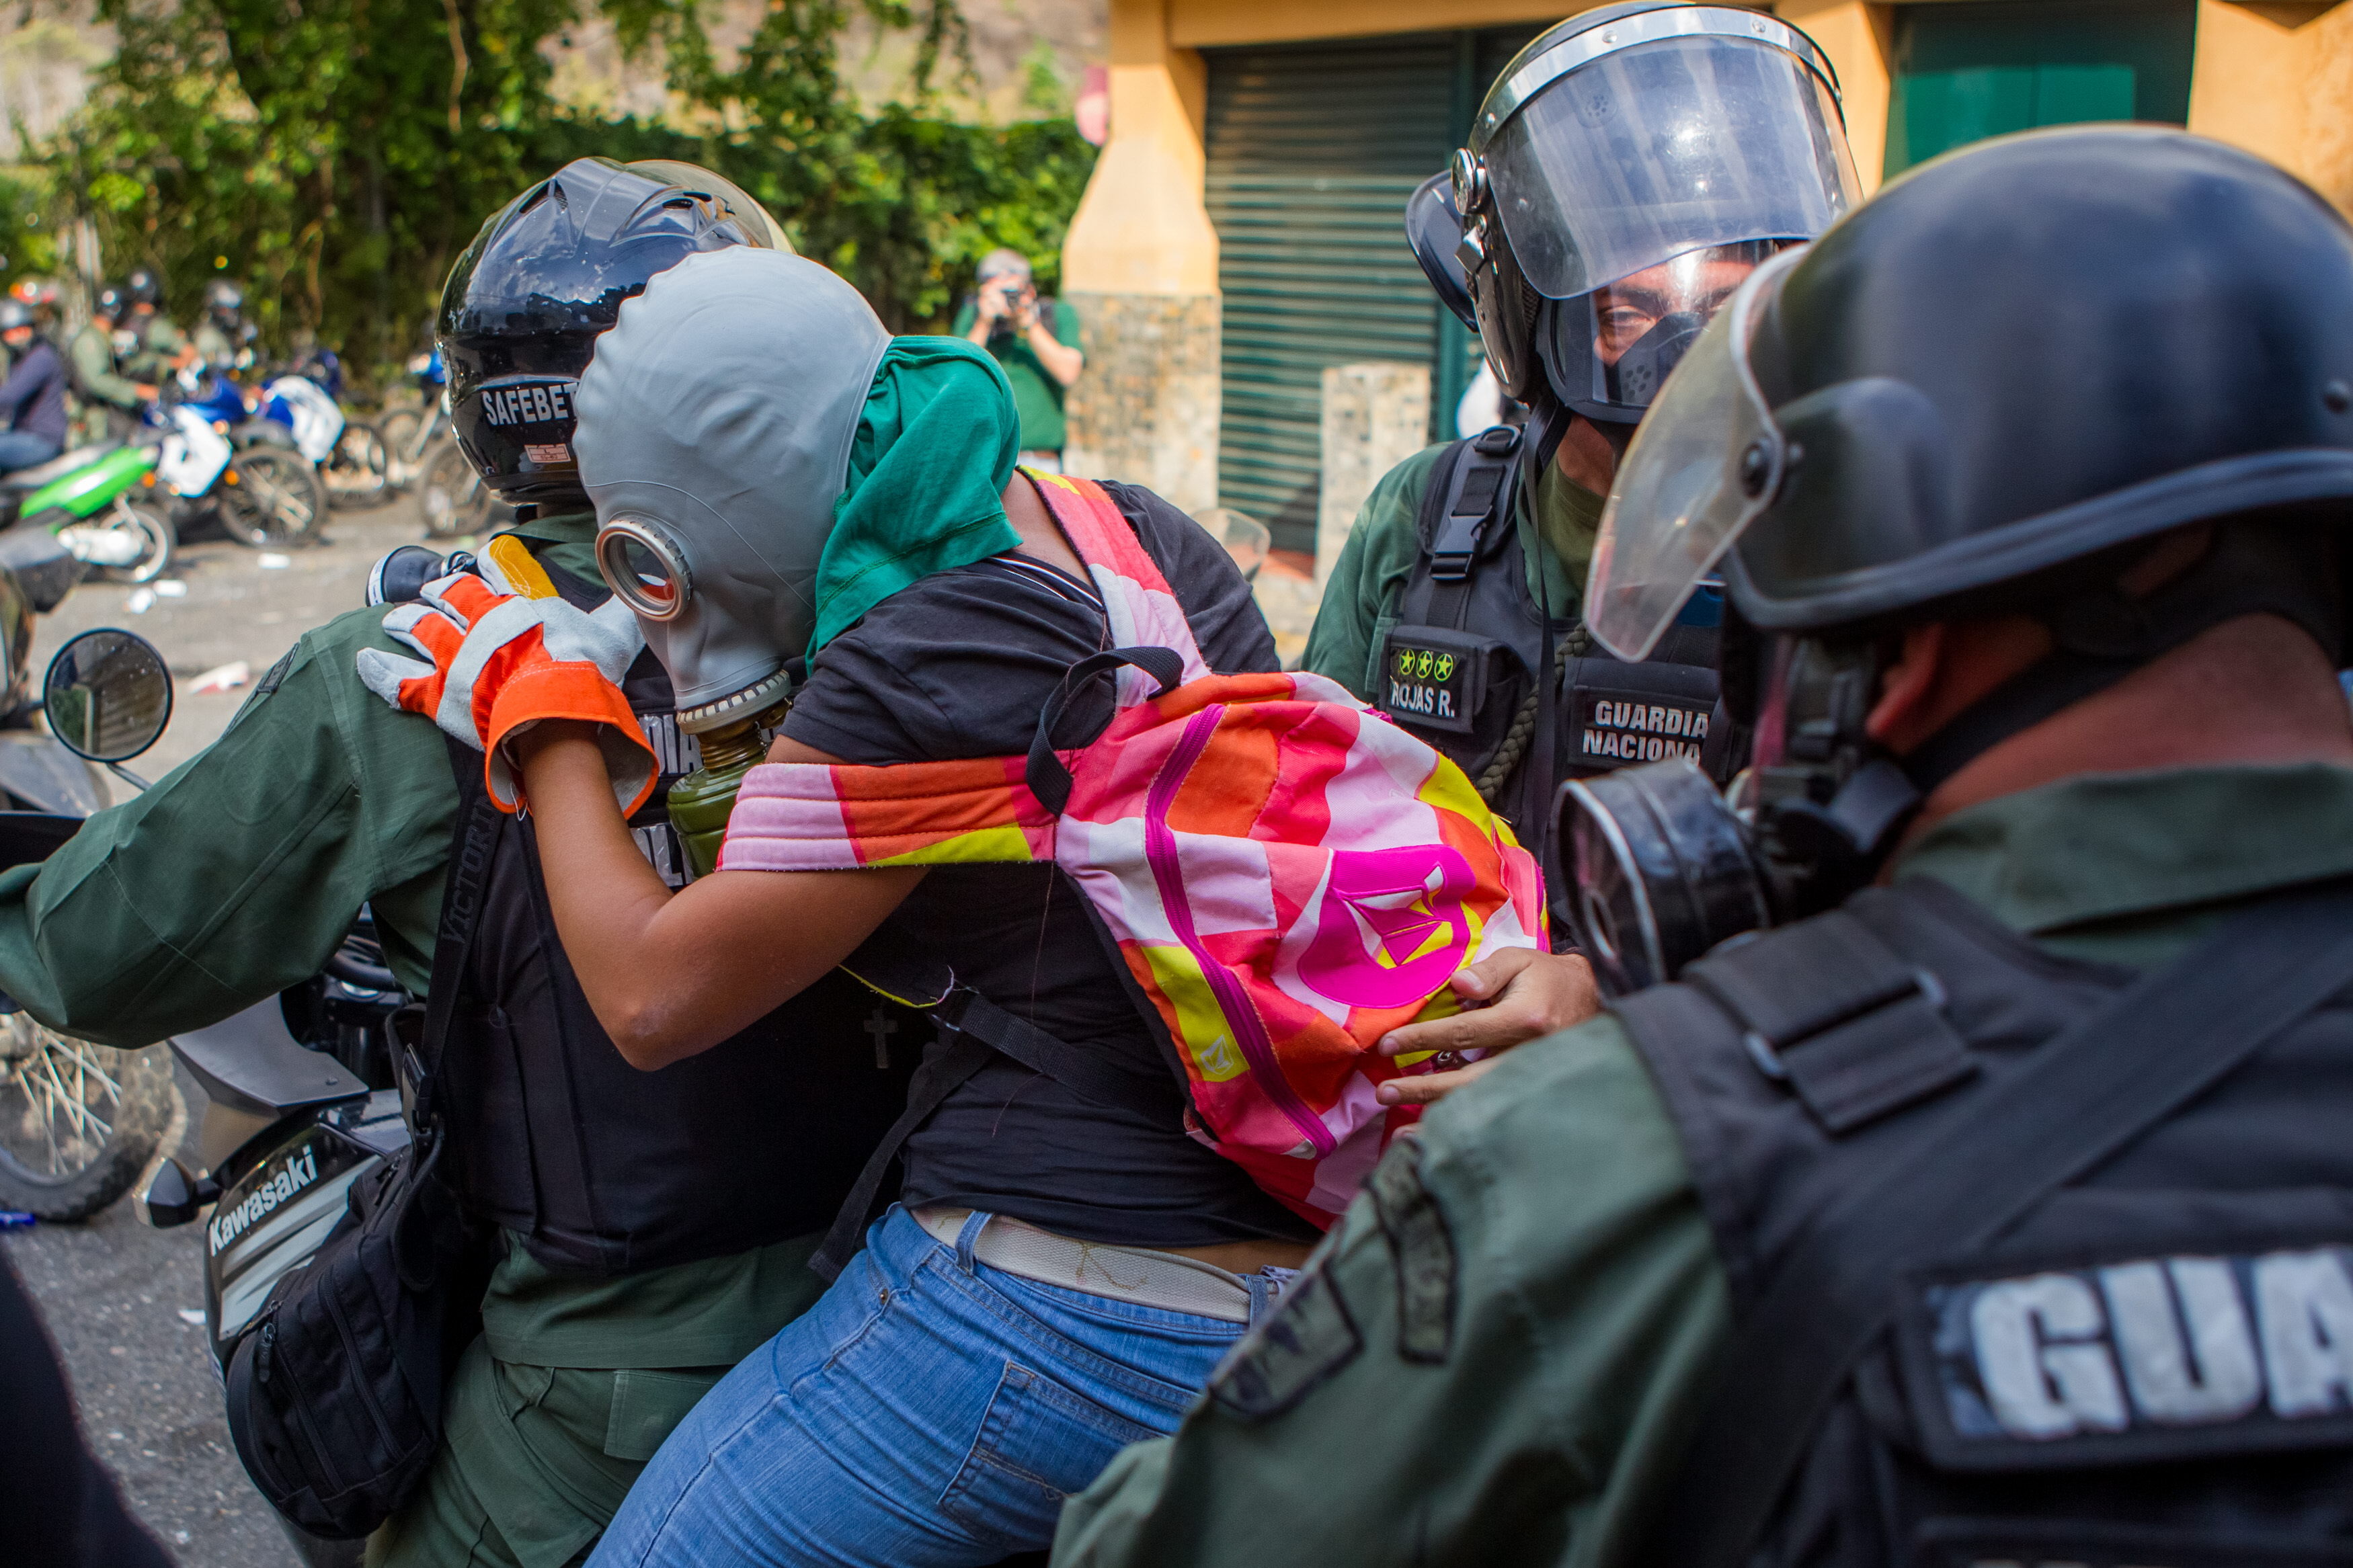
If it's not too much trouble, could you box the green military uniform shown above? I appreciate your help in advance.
[1299,442,1603,701]
[120,313,187,384]
[0,511,828,1568]
[950,295,1083,456]
[67,323,147,445]
[1053,762,2353,1567]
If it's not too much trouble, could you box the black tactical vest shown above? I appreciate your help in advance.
[1375,429,1730,847]
[426,549,921,1278]
[1614,875,2353,1567]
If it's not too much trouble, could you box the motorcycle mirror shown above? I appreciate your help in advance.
[42,628,174,765]
[141,1155,219,1229]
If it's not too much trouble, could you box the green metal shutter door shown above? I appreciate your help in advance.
[1205,37,1457,554]
[1884,0,2195,179]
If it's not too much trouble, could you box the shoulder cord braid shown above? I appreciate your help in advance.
[1474,626,1589,803]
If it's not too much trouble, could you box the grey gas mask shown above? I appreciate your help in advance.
[573,246,889,733]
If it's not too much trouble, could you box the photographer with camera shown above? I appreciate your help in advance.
[956,247,1083,470]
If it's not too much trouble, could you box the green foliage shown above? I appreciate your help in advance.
[36,0,1094,385]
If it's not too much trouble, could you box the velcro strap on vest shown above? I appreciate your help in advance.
[1429,425,1521,581]
[1685,911,1977,1135]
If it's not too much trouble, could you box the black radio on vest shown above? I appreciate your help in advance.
[426,546,920,1276]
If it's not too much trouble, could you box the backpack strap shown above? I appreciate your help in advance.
[1637,875,2353,1568]
[809,921,1188,1282]
[1025,647,1185,813]
[401,735,504,1134]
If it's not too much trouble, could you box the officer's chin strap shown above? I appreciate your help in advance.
[1806,522,2346,879]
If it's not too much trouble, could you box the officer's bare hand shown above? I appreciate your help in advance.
[1372,949,1601,1107]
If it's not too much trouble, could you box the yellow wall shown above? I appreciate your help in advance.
[1167,0,1577,48]
[1062,0,1220,295]
[2188,2,2353,210]
[1773,2,1893,194]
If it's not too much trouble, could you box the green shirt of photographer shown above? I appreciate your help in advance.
[951,294,1082,454]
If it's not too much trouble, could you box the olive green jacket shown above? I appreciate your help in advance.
[67,324,145,411]
[0,513,818,1367]
[1054,764,2353,1568]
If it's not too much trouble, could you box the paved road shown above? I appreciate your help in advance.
[5,494,463,1567]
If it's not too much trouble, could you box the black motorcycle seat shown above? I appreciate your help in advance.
[0,442,123,491]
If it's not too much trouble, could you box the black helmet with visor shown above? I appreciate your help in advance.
[1437,1,1859,426]
[439,157,788,509]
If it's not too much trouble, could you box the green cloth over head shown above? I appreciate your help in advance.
[808,336,1022,655]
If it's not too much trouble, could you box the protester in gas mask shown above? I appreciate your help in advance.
[362,230,1570,1563]
[1051,127,2353,1567]
[1298,0,1861,1104]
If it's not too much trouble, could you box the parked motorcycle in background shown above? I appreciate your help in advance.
[153,370,325,548]
[379,349,510,539]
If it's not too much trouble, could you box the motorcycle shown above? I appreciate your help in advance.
[149,372,325,548]
[0,443,176,585]
[379,349,511,539]
[0,550,181,1222]
[0,626,397,1568]
[190,366,390,517]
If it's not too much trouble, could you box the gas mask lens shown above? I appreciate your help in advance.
[1585,245,1802,662]
[596,521,691,622]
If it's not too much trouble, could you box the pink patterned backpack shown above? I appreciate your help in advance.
[725,472,1547,1235]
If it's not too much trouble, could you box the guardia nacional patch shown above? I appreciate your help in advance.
[1208,1248,1362,1422]
[1367,1141,1457,1363]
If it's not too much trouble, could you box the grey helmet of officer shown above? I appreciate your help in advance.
[1410,1,1860,431]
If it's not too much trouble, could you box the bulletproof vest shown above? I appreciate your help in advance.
[1378,428,1728,846]
[1613,875,2353,1567]
[426,548,922,1278]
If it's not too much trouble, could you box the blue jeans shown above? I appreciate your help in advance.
[0,430,60,475]
[586,1207,1260,1567]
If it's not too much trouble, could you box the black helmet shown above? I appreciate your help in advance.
[93,283,126,320]
[122,267,162,308]
[1437,1,1858,426]
[204,278,245,317]
[439,157,783,509]
[1597,128,2353,656]
[0,300,31,333]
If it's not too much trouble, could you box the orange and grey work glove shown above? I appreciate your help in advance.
[356,536,655,815]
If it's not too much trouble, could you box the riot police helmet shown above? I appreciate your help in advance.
[438,157,786,509]
[93,284,126,321]
[204,278,245,319]
[122,267,162,309]
[0,300,32,334]
[1442,1,1859,425]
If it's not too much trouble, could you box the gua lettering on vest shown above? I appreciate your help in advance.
[1905,1242,2353,1466]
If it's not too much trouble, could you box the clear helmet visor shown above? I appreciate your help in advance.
[1585,245,1802,661]
[1484,33,1858,302]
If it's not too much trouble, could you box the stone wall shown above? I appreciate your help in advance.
[1316,362,1431,587]
[1061,290,1222,516]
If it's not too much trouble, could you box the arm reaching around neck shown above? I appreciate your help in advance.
[513,720,926,1070]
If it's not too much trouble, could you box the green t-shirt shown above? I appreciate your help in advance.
[951,295,1083,453]
[1300,440,1605,702]
[1053,761,2353,1567]
[0,511,817,1368]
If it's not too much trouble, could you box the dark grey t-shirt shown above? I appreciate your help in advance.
[783,480,1318,1248]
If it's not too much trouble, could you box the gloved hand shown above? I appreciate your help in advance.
[356,537,655,815]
